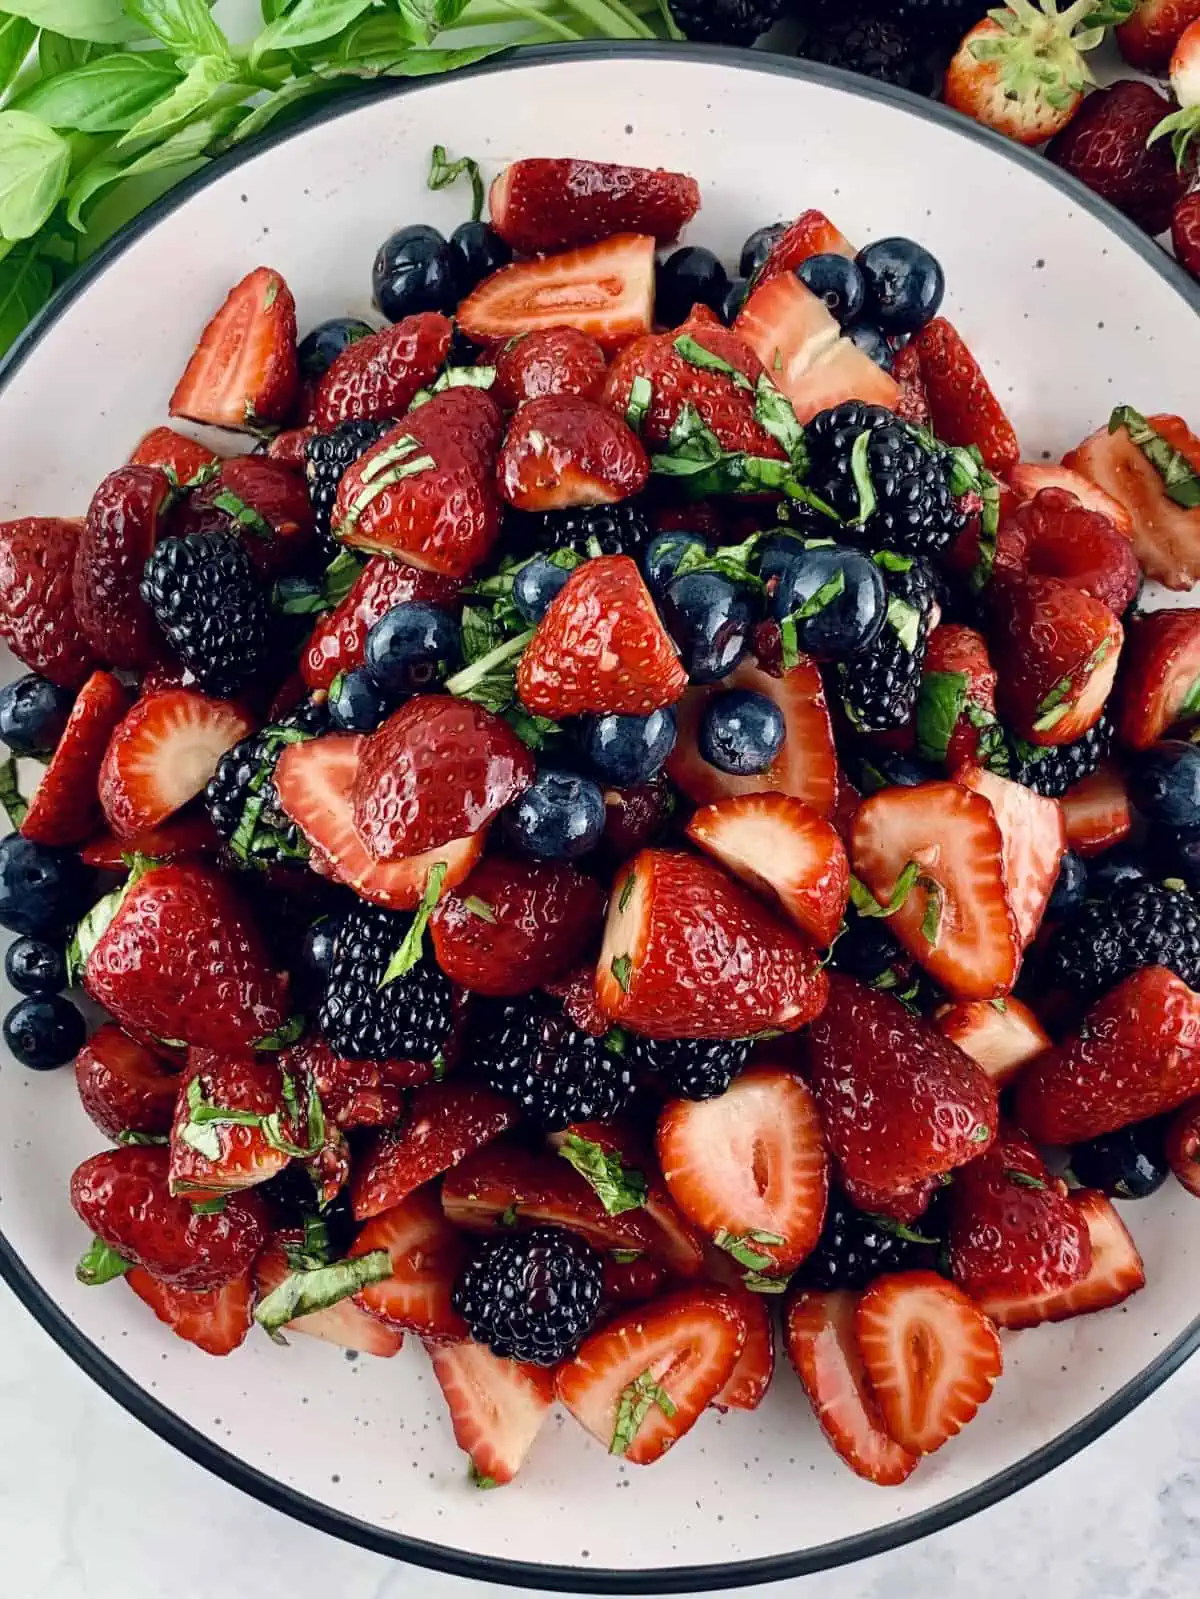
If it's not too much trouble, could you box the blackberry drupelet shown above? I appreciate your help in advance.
[837,552,937,733]
[626,1033,752,1100]
[540,502,652,560]
[1008,717,1113,798]
[141,531,270,697]
[667,0,784,45]
[318,902,454,1062]
[305,420,390,553]
[205,699,329,868]
[470,996,634,1129]
[1043,880,1200,1003]
[802,13,936,97]
[795,1191,940,1291]
[452,1227,604,1365]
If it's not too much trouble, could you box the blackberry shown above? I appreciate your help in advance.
[802,13,937,97]
[205,699,329,868]
[667,0,784,44]
[318,902,453,1062]
[453,1227,603,1364]
[1008,717,1113,798]
[1043,880,1200,1002]
[626,1033,752,1100]
[837,552,936,732]
[305,420,390,553]
[470,995,634,1129]
[141,531,270,697]
[795,1191,940,1291]
[888,0,990,49]
[541,502,652,560]
[259,1165,357,1260]
[831,913,903,984]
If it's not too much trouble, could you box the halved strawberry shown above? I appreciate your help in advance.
[754,210,855,283]
[497,395,648,512]
[854,1271,1003,1456]
[253,1236,405,1355]
[426,1337,556,1485]
[955,764,1065,951]
[1115,607,1200,750]
[127,1266,254,1356]
[913,317,1020,476]
[129,425,221,486]
[167,1049,290,1201]
[1166,1096,1200,1199]
[1060,762,1133,858]
[490,159,699,255]
[301,555,461,692]
[932,997,1051,1091]
[1006,462,1133,533]
[313,312,451,429]
[657,1066,829,1282]
[784,1289,918,1486]
[711,1286,774,1412]
[81,812,219,868]
[170,266,298,429]
[20,670,130,846]
[988,575,1123,746]
[602,1255,668,1306]
[458,234,656,352]
[74,1023,180,1142]
[183,455,315,578]
[555,1286,746,1465]
[684,794,849,947]
[98,689,253,840]
[351,1082,518,1221]
[265,425,315,470]
[350,1186,468,1339]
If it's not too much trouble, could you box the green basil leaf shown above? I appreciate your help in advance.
[223,72,337,146]
[250,0,375,67]
[380,43,506,76]
[76,1236,132,1285]
[1,16,38,96]
[37,29,101,74]
[331,9,429,66]
[0,111,70,240]
[15,53,182,132]
[114,54,245,154]
[67,103,240,230]
[0,246,51,355]
[2,0,143,44]
[915,669,968,766]
[122,0,229,57]
[397,0,471,37]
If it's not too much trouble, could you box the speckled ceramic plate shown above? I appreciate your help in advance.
[2,43,1199,1595]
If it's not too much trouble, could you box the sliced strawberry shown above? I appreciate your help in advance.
[312,311,451,428]
[74,1023,179,1142]
[20,670,129,846]
[493,327,608,411]
[127,1266,253,1355]
[710,1286,774,1412]
[426,1337,555,1485]
[350,1186,467,1339]
[1115,608,1200,750]
[602,1255,668,1306]
[183,455,315,578]
[167,1049,290,1201]
[129,425,221,485]
[988,575,1123,746]
[1166,1096,1200,1199]
[351,1083,518,1221]
[458,234,656,352]
[170,266,298,429]
[253,1236,404,1355]
[1006,462,1133,533]
[998,487,1140,616]
[915,624,1001,772]
[291,1030,455,1131]
[932,997,1051,1091]
[754,210,855,283]
[555,1286,746,1464]
[98,688,253,840]
[0,516,94,688]
[81,812,219,868]
[497,395,648,512]
[891,342,931,428]
[491,159,698,254]
[74,466,172,668]
[912,317,1020,475]
[1060,762,1133,858]
[954,764,1066,951]
[301,555,460,692]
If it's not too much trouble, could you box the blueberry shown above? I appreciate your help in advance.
[721,277,749,326]
[328,669,390,732]
[299,916,339,983]
[0,673,73,757]
[1088,844,1147,896]
[503,770,606,861]
[3,993,85,1070]
[297,317,375,380]
[513,556,571,624]
[372,225,457,321]
[699,689,785,776]
[656,247,730,328]
[832,915,902,983]
[739,223,785,280]
[5,935,66,996]
[0,836,88,938]
[762,543,887,661]
[449,221,511,295]
[846,322,894,372]
[846,747,935,794]
[643,530,707,597]
[796,253,866,326]
[856,238,945,334]
[1047,851,1088,918]
[1129,739,1200,830]
[365,601,461,695]
[582,708,677,786]
[1159,827,1200,895]
[1070,1119,1169,1200]
[661,570,756,684]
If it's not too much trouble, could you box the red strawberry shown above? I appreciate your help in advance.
[988,575,1123,746]
[555,1286,746,1464]
[73,466,171,667]
[70,1144,268,1290]
[20,670,129,846]
[754,210,855,283]
[493,328,608,411]
[916,624,999,771]
[710,1286,774,1412]
[170,266,298,429]
[685,794,849,947]
[657,1065,829,1281]
[974,1189,1145,1328]
[1115,608,1200,749]
[1015,964,1200,1143]
[167,1049,291,1201]
[1047,80,1192,236]
[603,1255,668,1307]
[183,456,315,577]
[429,855,606,995]
[266,425,315,470]
[129,425,220,485]
[458,235,656,352]
[546,967,615,1036]
[1060,762,1133,858]
[600,775,676,862]
[807,974,999,1197]
[80,813,219,868]
[840,1172,939,1226]
[98,688,254,840]
[311,312,451,428]
[497,396,648,512]
[350,1187,468,1339]
[74,1023,179,1142]
[490,159,698,254]
[80,860,290,1052]
[955,764,1066,951]
[516,555,687,718]
[126,1266,253,1355]
[253,1236,404,1355]
[932,997,1051,1091]
[1117,0,1200,68]
[0,516,94,688]
[293,1034,440,1131]
[1174,188,1200,283]
[944,14,1088,144]
[1001,487,1141,616]
[1006,462,1133,533]
[891,342,931,428]
[426,1337,556,1484]
[596,848,829,1039]
[912,317,1019,475]
[784,1289,917,1485]
[351,1083,517,1221]
[333,388,504,577]
[849,781,1022,999]
[301,556,460,691]
[855,1271,1002,1456]
[1166,1095,1200,1198]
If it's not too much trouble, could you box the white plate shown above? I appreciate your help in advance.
[2,43,1199,1594]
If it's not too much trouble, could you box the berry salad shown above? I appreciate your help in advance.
[2,152,1200,1492]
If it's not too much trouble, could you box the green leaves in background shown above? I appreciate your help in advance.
[250,0,376,66]
[0,110,70,237]
[0,245,52,346]
[14,52,181,130]
[1,15,37,95]
[123,0,229,58]
[2,0,141,44]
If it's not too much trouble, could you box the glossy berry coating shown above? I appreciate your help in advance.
[656,246,730,327]
[297,317,374,380]
[661,570,757,683]
[845,745,936,794]
[317,902,454,1061]
[699,689,786,775]
[795,1191,939,1291]
[830,914,904,984]
[305,419,390,550]
[5,935,66,996]
[205,700,328,869]
[1043,880,1200,1002]
[140,531,269,698]
[643,530,707,596]
[513,555,572,624]
[449,220,512,295]
[1070,1120,1170,1201]
[856,237,945,333]
[846,322,894,371]
[470,994,634,1128]
[762,541,887,661]
[539,501,652,561]
[503,770,606,861]
[581,707,677,786]
[372,224,457,321]
[4,993,85,1070]
[836,554,938,734]
[1159,829,1200,897]
[299,916,339,983]
[796,253,866,325]
[0,673,72,757]
[0,836,88,937]
[1129,740,1200,831]
[452,1226,604,1365]
[328,668,390,733]
[364,601,461,696]
[721,277,749,326]
[626,1032,752,1100]
[1008,716,1112,798]
[1047,851,1088,919]
[739,223,785,279]
[1087,844,1147,898]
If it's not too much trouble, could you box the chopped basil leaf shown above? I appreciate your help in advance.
[557,1134,648,1216]
[713,1227,783,1271]
[76,1237,132,1286]
[625,374,652,433]
[427,143,484,222]
[254,1249,393,1332]
[915,671,968,765]
[610,953,632,992]
[1004,1169,1047,1191]
[463,896,497,923]
[379,862,448,986]
[610,1368,677,1456]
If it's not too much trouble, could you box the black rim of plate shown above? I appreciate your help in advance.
[1,40,1199,1593]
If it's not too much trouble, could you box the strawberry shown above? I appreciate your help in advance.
[1048,80,1191,237]
[684,794,849,947]
[657,1065,829,1281]
[170,266,298,429]
[74,1023,179,1142]
[753,210,855,283]
[274,733,483,910]
[916,625,1000,772]
[490,160,699,254]
[955,764,1066,951]
[839,1172,939,1226]
[784,1289,917,1486]
[1166,1096,1200,1198]
[73,466,172,667]
[602,1255,668,1307]
[890,342,931,428]
[599,775,676,861]
[710,1286,774,1412]
[333,388,504,578]
[1006,462,1133,533]
[0,516,94,688]
[429,855,607,995]
[301,556,460,691]
[253,1236,404,1355]
[167,1049,292,1201]
[974,1189,1145,1328]
[555,1286,746,1465]
[1117,0,1200,69]
[426,1337,556,1485]
[1015,964,1200,1144]
[129,425,220,485]
[932,997,1052,1091]
[351,1082,518,1220]
[944,12,1092,145]
[1060,762,1133,858]
[80,813,219,868]
[311,311,451,428]
[988,575,1123,746]
[807,974,999,1197]
[516,555,687,718]
[266,425,316,470]
[98,688,254,840]
[1064,409,1200,590]
[854,1271,1002,1456]
[1174,189,1200,284]
[493,328,608,412]
[999,487,1141,616]
[80,860,290,1052]
[912,318,1020,475]
[126,1266,254,1356]
[497,395,648,512]
[595,848,829,1039]
[183,456,315,577]
[293,1034,440,1131]
[350,1187,468,1339]
[70,1144,268,1289]
[849,781,1022,999]
[458,234,656,352]
[20,670,129,846]
[1115,608,1200,749]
